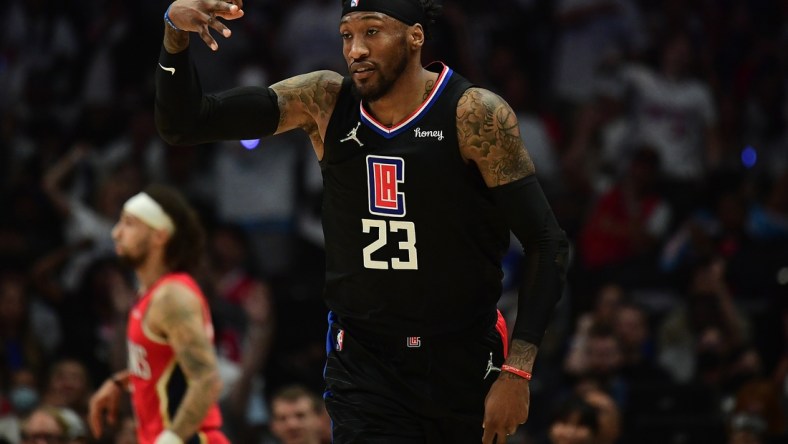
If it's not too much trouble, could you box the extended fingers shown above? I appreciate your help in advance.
[213,1,244,20]
[482,429,509,444]
[195,11,232,51]
[206,13,232,38]
[197,22,219,51]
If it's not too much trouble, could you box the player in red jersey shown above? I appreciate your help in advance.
[88,184,228,444]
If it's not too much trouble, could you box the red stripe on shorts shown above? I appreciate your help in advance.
[496,310,509,358]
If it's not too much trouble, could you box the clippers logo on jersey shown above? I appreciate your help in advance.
[407,336,421,348]
[366,155,406,217]
[336,329,345,351]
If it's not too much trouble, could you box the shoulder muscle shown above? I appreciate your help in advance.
[147,281,205,337]
[456,87,535,187]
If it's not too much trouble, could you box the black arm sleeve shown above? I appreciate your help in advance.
[491,174,569,346]
[154,46,280,146]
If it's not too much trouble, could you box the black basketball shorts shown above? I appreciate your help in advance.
[322,311,508,443]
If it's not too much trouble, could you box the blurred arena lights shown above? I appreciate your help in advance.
[741,145,757,168]
[240,139,260,150]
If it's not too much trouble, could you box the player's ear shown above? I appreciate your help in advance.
[151,228,171,247]
[410,24,425,49]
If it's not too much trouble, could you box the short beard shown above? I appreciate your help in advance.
[351,41,409,102]
[117,252,146,269]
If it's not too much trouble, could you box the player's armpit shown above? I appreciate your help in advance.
[456,88,535,187]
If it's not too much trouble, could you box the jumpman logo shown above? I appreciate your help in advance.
[340,122,364,147]
[484,351,501,379]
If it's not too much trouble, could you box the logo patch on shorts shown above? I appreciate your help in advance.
[407,336,421,348]
[367,155,405,217]
[336,329,345,351]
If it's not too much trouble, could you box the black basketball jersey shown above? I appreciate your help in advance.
[321,63,509,337]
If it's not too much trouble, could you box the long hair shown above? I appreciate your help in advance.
[143,184,205,273]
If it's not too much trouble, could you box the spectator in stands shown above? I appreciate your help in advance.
[0,272,52,384]
[658,257,750,383]
[614,303,671,385]
[269,385,324,444]
[40,359,92,422]
[41,144,141,293]
[578,147,671,291]
[548,395,600,444]
[566,323,628,408]
[578,387,620,444]
[55,258,134,384]
[565,283,624,374]
[19,408,68,444]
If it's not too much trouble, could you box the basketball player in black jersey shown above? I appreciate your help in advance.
[155,1,569,442]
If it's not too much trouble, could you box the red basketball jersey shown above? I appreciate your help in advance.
[126,272,226,444]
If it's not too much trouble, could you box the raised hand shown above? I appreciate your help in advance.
[166,0,245,50]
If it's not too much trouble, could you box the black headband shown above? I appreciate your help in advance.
[341,0,426,27]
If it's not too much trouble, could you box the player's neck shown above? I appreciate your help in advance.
[134,256,171,293]
[366,64,438,127]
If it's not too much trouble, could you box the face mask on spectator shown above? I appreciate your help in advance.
[10,386,39,414]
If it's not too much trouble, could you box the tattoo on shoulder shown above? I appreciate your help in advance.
[272,71,342,130]
[457,88,535,185]
[157,287,215,374]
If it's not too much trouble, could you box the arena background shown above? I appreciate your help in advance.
[0,1,786,443]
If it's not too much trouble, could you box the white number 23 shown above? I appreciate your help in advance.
[361,219,418,270]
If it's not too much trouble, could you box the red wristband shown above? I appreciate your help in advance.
[501,365,532,380]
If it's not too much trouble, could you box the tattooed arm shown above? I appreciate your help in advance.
[457,86,541,372]
[270,71,343,158]
[457,88,568,444]
[456,87,543,371]
[146,282,222,440]
[457,88,535,186]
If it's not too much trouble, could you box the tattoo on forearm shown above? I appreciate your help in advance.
[457,89,535,185]
[500,339,538,380]
[171,333,218,435]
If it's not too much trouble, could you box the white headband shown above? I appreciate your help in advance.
[123,192,176,234]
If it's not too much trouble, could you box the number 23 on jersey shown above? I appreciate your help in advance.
[364,155,418,270]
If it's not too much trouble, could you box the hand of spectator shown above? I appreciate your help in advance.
[242,282,272,326]
[167,0,244,50]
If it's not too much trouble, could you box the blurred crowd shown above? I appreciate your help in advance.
[1,0,787,443]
